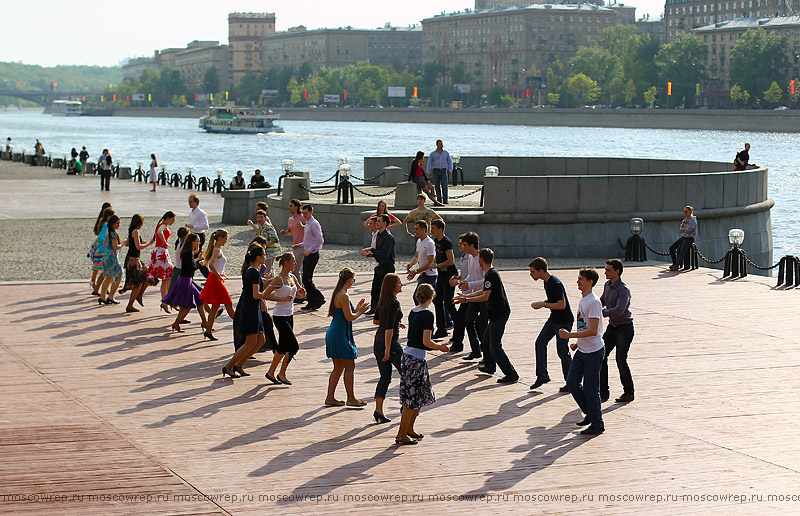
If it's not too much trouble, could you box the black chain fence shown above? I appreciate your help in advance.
[741,249,781,271]
[299,184,338,195]
[309,171,338,184]
[448,185,484,200]
[351,183,397,197]
[691,244,727,265]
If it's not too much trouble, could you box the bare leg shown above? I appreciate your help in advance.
[229,333,264,371]
[160,279,170,299]
[326,359,346,405]
[396,405,415,442]
[225,303,235,318]
[196,304,208,327]
[136,283,148,306]
[108,275,121,301]
[407,409,423,439]
[99,275,113,301]
[126,284,142,310]
[205,303,220,333]
[375,396,385,415]
[172,307,190,331]
[343,360,365,406]
[92,273,105,295]
[278,354,291,377]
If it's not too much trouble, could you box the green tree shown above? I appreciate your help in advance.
[545,61,569,107]
[202,67,219,94]
[570,45,621,104]
[730,28,789,106]
[654,34,707,107]
[729,84,751,108]
[487,85,508,105]
[567,73,601,105]
[449,62,473,85]
[643,85,658,106]
[547,92,560,105]
[763,81,783,105]
[287,77,301,105]
[623,79,636,106]
[358,78,379,106]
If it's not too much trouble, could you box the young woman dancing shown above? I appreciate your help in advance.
[324,268,370,407]
[264,252,306,386]
[98,215,123,305]
[91,205,114,296]
[372,273,405,423]
[90,203,112,294]
[160,233,207,333]
[198,230,236,341]
[147,211,176,312]
[121,214,154,312]
[395,283,449,445]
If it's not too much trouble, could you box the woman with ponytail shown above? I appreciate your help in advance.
[147,210,176,309]
[198,230,235,340]
[264,252,306,385]
[160,233,207,333]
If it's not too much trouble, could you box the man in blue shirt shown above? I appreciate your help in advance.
[426,139,453,205]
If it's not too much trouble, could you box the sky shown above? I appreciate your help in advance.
[3,0,665,67]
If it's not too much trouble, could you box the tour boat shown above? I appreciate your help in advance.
[199,105,284,134]
[50,100,81,116]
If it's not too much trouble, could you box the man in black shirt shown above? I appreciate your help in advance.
[528,257,574,393]
[454,248,518,384]
[734,142,750,171]
[431,220,458,342]
[250,169,270,188]
[363,214,395,316]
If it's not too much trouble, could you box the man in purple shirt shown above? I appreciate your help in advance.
[294,204,326,310]
[599,259,634,403]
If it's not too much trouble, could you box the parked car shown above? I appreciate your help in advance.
[774,105,789,110]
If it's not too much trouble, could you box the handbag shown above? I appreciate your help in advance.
[87,238,98,259]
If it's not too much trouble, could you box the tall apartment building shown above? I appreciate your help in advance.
[173,41,229,92]
[229,12,276,84]
[422,4,619,97]
[664,0,794,41]
[475,0,603,8]
[261,26,422,72]
[636,17,666,41]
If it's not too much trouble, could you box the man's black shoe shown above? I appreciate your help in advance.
[529,377,550,390]
[580,425,605,436]
[463,352,481,361]
[293,298,306,304]
[448,344,463,353]
[576,416,591,426]
[496,375,519,384]
[432,330,449,339]
[477,366,495,375]
[615,392,635,403]
[600,392,610,402]
[559,385,570,393]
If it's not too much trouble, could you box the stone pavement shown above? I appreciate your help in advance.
[1,266,799,514]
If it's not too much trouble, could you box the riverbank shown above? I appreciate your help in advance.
[111,106,800,132]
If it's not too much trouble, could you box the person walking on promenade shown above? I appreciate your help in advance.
[98,215,123,305]
[121,214,154,312]
[452,232,485,360]
[264,253,306,386]
[325,268,370,407]
[90,203,112,295]
[668,205,697,271]
[407,151,441,205]
[148,211,176,311]
[294,204,325,311]
[280,198,306,302]
[734,142,750,171]
[430,220,458,340]
[362,214,395,317]
[149,154,158,191]
[79,146,89,176]
[395,283,450,445]
[600,259,635,403]
[406,221,438,305]
[372,273,405,424]
[161,234,207,334]
[529,257,574,393]
[248,209,281,269]
[198,230,236,341]
[454,248,519,384]
[402,194,443,238]
[426,139,453,205]
[364,200,401,231]
[559,268,606,436]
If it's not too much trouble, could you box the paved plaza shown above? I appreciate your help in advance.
[2,266,800,514]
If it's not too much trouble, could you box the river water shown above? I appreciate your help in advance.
[1,111,798,256]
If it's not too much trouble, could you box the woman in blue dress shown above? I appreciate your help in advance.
[325,268,370,407]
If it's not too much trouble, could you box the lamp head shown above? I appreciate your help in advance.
[338,163,352,179]
[336,155,348,166]
[728,229,745,247]
[451,153,461,164]
[215,168,223,178]
[629,217,643,235]
[137,161,143,168]
[281,159,294,174]
[186,165,194,174]
[484,166,499,177]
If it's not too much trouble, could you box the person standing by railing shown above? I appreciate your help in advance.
[426,139,453,205]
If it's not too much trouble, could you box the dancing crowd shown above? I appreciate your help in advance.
[87,192,636,444]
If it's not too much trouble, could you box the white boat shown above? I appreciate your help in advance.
[198,105,284,134]
[50,100,81,116]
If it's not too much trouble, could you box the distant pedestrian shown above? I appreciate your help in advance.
[149,154,158,191]
[364,200,401,231]
[426,139,453,204]
[668,205,697,271]
[407,151,440,205]
[600,259,635,403]
[230,171,246,190]
[734,142,750,171]
[559,267,605,436]
[294,204,325,311]
[79,146,89,175]
[249,169,269,188]
[98,150,111,191]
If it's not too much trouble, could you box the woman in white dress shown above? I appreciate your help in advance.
[149,154,158,192]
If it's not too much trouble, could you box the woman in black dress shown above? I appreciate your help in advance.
[121,214,154,312]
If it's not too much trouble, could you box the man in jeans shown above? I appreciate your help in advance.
[426,139,453,204]
[559,268,605,436]
[528,257,574,393]
[600,259,635,403]
[668,205,697,271]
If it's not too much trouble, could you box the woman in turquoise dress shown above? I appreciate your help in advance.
[98,215,123,304]
[325,268,370,407]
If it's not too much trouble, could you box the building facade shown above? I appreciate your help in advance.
[229,12,276,84]
[122,57,158,80]
[422,4,619,98]
[636,17,667,41]
[173,41,229,92]
[664,0,794,41]
[261,26,422,72]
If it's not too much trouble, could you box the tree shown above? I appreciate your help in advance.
[729,84,751,108]
[623,79,636,106]
[643,86,658,106]
[202,67,219,94]
[547,92,560,105]
[358,78,379,106]
[763,81,783,105]
[546,61,569,107]
[567,73,601,105]
[730,28,789,106]
[487,85,508,106]
[570,45,621,104]
[449,62,473,85]
[654,34,707,107]
[287,77,301,105]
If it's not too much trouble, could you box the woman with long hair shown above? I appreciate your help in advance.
[98,215,123,305]
[243,238,279,354]
[225,246,286,378]
[363,200,401,231]
[324,268,370,407]
[169,227,190,292]
[161,233,207,333]
[198,230,236,340]
[407,151,441,206]
[147,210,176,312]
[90,203,112,294]
[264,252,306,385]
[395,283,449,445]
[372,273,405,423]
[149,154,158,192]
[121,214,154,312]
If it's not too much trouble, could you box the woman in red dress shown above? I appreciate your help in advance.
[199,230,236,340]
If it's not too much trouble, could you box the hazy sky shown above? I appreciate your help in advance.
[5,0,664,67]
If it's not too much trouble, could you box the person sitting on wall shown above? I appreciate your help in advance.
[230,170,246,190]
[734,142,751,171]
[250,169,271,189]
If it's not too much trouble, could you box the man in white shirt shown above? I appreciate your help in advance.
[406,220,437,305]
[294,204,325,310]
[456,231,486,360]
[559,267,605,436]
